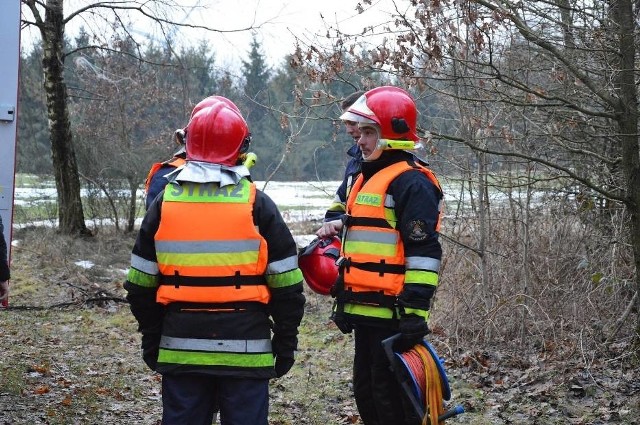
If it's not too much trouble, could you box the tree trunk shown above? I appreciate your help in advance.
[611,0,640,345]
[127,176,138,233]
[42,0,89,235]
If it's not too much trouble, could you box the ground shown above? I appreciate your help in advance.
[0,227,638,424]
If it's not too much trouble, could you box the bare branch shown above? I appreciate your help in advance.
[431,130,626,203]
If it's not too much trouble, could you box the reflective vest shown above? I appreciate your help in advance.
[154,179,270,305]
[144,156,186,194]
[339,161,442,318]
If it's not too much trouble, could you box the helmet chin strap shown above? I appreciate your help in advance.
[363,138,417,161]
[362,145,384,161]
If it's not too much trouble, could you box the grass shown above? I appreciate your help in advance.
[13,174,53,188]
[2,222,639,424]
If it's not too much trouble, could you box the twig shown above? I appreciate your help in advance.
[85,296,127,304]
[0,296,127,311]
[605,291,638,347]
[579,329,604,390]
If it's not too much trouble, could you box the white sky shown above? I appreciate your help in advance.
[159,0,399,68]
[20,0,401,69]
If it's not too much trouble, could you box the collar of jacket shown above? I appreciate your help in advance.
[360,150,414,180]
[166,160,251,187]
[347,143,362,160]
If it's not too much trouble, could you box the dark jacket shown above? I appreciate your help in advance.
[324,144,362,222]
[340,150,442,328]
[125,180,305,377]
[145,156,186,210]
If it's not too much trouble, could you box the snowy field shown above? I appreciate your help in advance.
[9,177,540,261]
[11,180,339,224]
[10,180,342,250]
[10,178,513,234]
[256,180,339,221]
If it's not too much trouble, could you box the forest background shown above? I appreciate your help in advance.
[5,0,640,423]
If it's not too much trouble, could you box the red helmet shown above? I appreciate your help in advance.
[343,86,418,141]
[177,96,242,154]
[190,95,241,119]
[186,102,251,165]
[298,237,341,295]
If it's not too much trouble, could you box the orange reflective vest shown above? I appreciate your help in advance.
[144,156,186,194]
[341,161,442,303]
[154,179,270,305]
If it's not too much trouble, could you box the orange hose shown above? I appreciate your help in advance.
[398,344,445,425]
[400,350,427,399]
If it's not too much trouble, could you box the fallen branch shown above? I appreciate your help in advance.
[0,295,127,311]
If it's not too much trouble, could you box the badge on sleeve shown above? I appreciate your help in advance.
[407,220,428,241]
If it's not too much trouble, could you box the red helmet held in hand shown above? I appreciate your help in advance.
[298,237,341,296]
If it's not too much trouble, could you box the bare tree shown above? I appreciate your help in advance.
[20,0,260,235]
[294,0,639,350]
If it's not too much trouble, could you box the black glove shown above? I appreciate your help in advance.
[396,315,430,352]
[274,355,295,378]
[330,309,353,334]
[141,333,161,371]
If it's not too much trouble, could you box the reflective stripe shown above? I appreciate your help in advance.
[267,268,303,289]
[267,255,298,275]
[345,175,354,198]
[157,251,260,267]
[160,336,272,353]
[127,268,158,288]
[156,240,260,254]
[346,229,398,245]
[406,256,441,272]
[405,270,439,285]
[384,194,395,208]
[131,254,158,275]
[343,303,395,319]
[343,241,396,257]
[383,207,397,227]
[383,194,397,226]
[404,307,430,321]
[327,202,346,212]
[158,349,274,368]
[345,240,397,257]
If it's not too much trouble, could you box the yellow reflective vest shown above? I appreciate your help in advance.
[339,161,442,319]
[154,179,270,305]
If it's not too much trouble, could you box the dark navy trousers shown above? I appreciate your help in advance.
[161,373,269,425]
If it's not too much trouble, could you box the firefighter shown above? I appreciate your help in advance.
[323,86,444,425]
[125,97,306,425]
[317,90,365,238]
